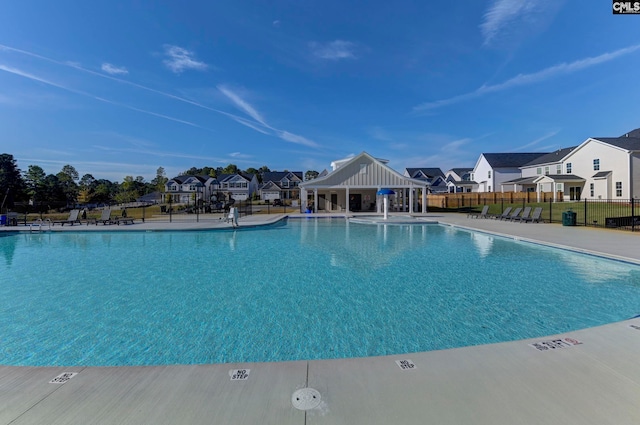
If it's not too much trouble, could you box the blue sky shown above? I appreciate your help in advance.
[1,1,639,181]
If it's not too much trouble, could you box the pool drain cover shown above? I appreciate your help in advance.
[292,387,321,410]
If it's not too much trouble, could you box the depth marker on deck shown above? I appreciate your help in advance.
[49,372,78,384]
[396,359,417,370]
[529,337,582,351]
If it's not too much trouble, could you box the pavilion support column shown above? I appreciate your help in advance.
[422,188,427,213]
[345,187,350,214]
[313,189,318,213]
[409,186,414,214]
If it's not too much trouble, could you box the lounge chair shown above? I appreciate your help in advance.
[467,205,489,219]
[509,207,531,221]
[521,207,543,223]
[489,206,512,220]
[512,206,531,222]
[53,209,81,226]
[95,209,114,225]
[503,207,522,221]
[115,216,135,225]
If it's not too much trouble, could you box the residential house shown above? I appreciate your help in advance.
[404,168,448,193]
[501,147,580,196]
[300,152,429,213]
[164,172,258,205]
[214,173,259,201]
[471,153,548,192]
[444,168,476,193]
[556,129,640,200]
[163,175,210,205]
[259,171,303,203]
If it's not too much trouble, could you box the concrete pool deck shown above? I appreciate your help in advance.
[1,212,640,424]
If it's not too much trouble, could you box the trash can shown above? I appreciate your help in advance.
[562,210,576,226]
[0,215,6,226]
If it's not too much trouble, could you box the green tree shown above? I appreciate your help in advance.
[24,165,47,209]
[0,153,26,211]
[78,174,96,204]
[305,170,319,181]
[222,164,239,174]
[151,167,168,192]
[56,164,79,207]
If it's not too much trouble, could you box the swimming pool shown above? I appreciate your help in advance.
[1,218,640,366]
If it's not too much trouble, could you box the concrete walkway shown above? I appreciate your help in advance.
[1,213,640,424]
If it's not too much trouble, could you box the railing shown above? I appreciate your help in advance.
[461,197,638,231]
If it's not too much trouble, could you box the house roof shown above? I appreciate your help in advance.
[534,174,586,183]
[522,147,577,167]
[502,176,538,185]
[405,168,445,179]
[592,136,640,151]
[592,171,612,179]
[169,175,210,184]
[262,171,303,183]
[300,152,428,189]
[482,153,548,168]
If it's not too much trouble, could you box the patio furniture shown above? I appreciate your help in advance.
[53,209,81,226]
[468,205,489,219]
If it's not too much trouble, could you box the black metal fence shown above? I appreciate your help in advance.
[463,198,639,231]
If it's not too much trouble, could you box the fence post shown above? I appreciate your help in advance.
[633,198,636,232]
[584,198,587,226]
[549,198,552,223]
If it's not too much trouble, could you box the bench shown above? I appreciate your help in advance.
[605,216,640,228]
[115,217,135,225]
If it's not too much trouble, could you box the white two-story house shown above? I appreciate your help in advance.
[558,129,640,200]
[471,153,547,192]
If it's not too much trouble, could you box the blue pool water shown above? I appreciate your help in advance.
[1,218,640,366]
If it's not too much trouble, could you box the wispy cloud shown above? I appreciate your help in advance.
[480,0,564,47]
[513,130,560,151]
[101,63,128,75]
[0,43,318,148]
[217,86,319,148]
[162,45,208,74]
[309,40,357,60]
[414,44,640,111]
[0,64,212,130]
[218,85,267,126]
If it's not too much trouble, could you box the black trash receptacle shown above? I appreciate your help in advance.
[562,210,576,226]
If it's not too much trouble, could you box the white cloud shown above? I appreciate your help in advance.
[414,44,640,111]
[480,0,565,48]
[217,85,319,148]
[513,130,560,151]
[309,40,357,60]
[218,85,267,126]
[162,45,208,74]
[101,63,128,75]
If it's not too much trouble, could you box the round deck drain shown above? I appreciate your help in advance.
[292,388,321,410]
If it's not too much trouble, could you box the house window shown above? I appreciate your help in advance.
[488,170,491,178]
[470,173,474,181]
[169,185,177,191]
[566,163,572,173]
[616,182,622,197]
[556,164,562,174]
[544,166,549,175]
[536,167,542,175]
[359,164,367,174]
[556,183,563,191]
[590,183,594,197]
[593,159,600,171]
[488,186,491,192]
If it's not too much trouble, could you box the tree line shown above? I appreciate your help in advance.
[0,153,319,212]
